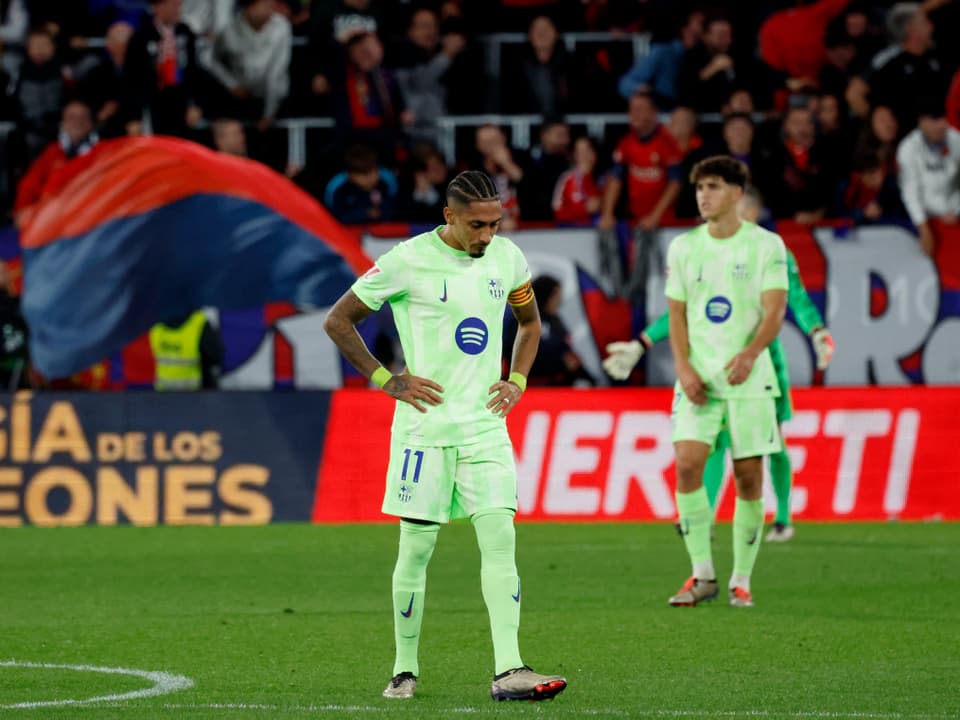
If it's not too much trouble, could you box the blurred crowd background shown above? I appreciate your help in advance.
[1,0,959,245]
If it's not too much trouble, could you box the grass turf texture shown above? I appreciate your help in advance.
[1,523,957,720]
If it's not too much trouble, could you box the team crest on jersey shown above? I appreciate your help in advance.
[487,278,505,299]
[732,263,749,280]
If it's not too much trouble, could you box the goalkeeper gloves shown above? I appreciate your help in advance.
[811,328,835,370]
[603,340,644,380]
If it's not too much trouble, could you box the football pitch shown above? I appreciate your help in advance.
[2,522,958,720]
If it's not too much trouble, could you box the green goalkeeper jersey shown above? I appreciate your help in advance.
[664,220,788,398]
[352,226,532,446]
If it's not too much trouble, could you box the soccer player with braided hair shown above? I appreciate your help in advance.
[324,170,567,702]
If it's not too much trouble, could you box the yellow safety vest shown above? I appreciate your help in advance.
[149,311,207,391]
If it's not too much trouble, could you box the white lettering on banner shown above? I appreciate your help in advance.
[542,412,611,514]
[781,410,821,514]
[824,410,893,513]
[884,410,919,514]
[604,412,674,517]
[817,227,937,385]
[515,412,551,514]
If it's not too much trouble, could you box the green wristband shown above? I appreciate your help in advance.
[371,366,392,388]
[508,372,527,392]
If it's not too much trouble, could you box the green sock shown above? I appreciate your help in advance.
[391,520,439,676]
[702,446,727,512]
[472,509,523,675]
[676,487,714,579]
[769,449,793,526]
[732,497,764,579]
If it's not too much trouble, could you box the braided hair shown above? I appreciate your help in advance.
[446,170,500,206]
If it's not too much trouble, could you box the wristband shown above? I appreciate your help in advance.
[508,372,527,392]
[371,366,392,388]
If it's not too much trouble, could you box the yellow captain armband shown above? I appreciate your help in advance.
[508,372,527,392]
[371,366,392,388]
[507,281,534,307]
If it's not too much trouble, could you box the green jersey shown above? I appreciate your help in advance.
[352,227,532,446]
[664,220,788,398]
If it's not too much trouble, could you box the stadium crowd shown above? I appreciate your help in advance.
[1,0,959,241]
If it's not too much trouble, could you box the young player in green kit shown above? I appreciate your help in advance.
[605,186,835,541]
[324,171,567,701]
[628,156,788,607]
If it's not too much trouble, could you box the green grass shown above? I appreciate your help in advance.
[1,523,958,719]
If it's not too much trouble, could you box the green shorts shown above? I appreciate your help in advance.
[671,387,783,459]
[381,429,518,523]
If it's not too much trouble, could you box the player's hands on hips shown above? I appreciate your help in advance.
[384,373,443,413]
[677,363,708,405]
[603,340,644,380]
[811,327,835,370]
[487,380,522,418]
[725,350,757,386]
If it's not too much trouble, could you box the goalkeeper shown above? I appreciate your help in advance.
[603,187,834,541]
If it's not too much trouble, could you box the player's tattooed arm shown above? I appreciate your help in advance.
[324,290,443,412]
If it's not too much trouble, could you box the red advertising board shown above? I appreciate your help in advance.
[314,387,960,522]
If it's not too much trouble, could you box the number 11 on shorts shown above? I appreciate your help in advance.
[401,449,425,483]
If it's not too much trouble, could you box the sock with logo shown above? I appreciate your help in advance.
[391,519,439,676]
[769,448,793,526]
[676,487,714,580]
[472,509,523,675]
[732,496,765,584]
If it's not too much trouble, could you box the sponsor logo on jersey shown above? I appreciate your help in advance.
[455,317,489,355]
[439,279,447,302]
[487,278,505,299]
[705,296,732,323]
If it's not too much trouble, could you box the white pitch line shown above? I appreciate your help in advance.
[0,660,194,709]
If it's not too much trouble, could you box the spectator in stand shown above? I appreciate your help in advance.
[211,117,247,157]
[329,30,410,166]
[181,0,233,39]
[396,142,449,222]
[896,99,960,256]
[391,7,466,147]
[473,123,524,230]
[598,92,682,300]
[834,150,907,224]
[123,0,204,137]
[618,9,704,109]
[853,104,899,172]
[207,0,291,132]
[75,20,135,138]
[758,0,850,96]
[815,92,853,186]
[503,275,594,387]
[677,15,770,113]
[519,120,571,222]
[500,15,570,117]
[818,19,859,98]
[552,135,602,224]
[766,104,830,224]
[14,100,98,215]
[324,144,398,225]
[306,0,383,115]
[13,26,64,163]
[0,0,28,64]
[850,3,950,134]
[843,1,887,76]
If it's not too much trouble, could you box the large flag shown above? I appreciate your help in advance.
[19,136,370,378]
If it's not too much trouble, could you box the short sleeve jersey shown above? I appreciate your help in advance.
[611,125,683,220]
[665,220,788,398]
[352,227,533,446]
